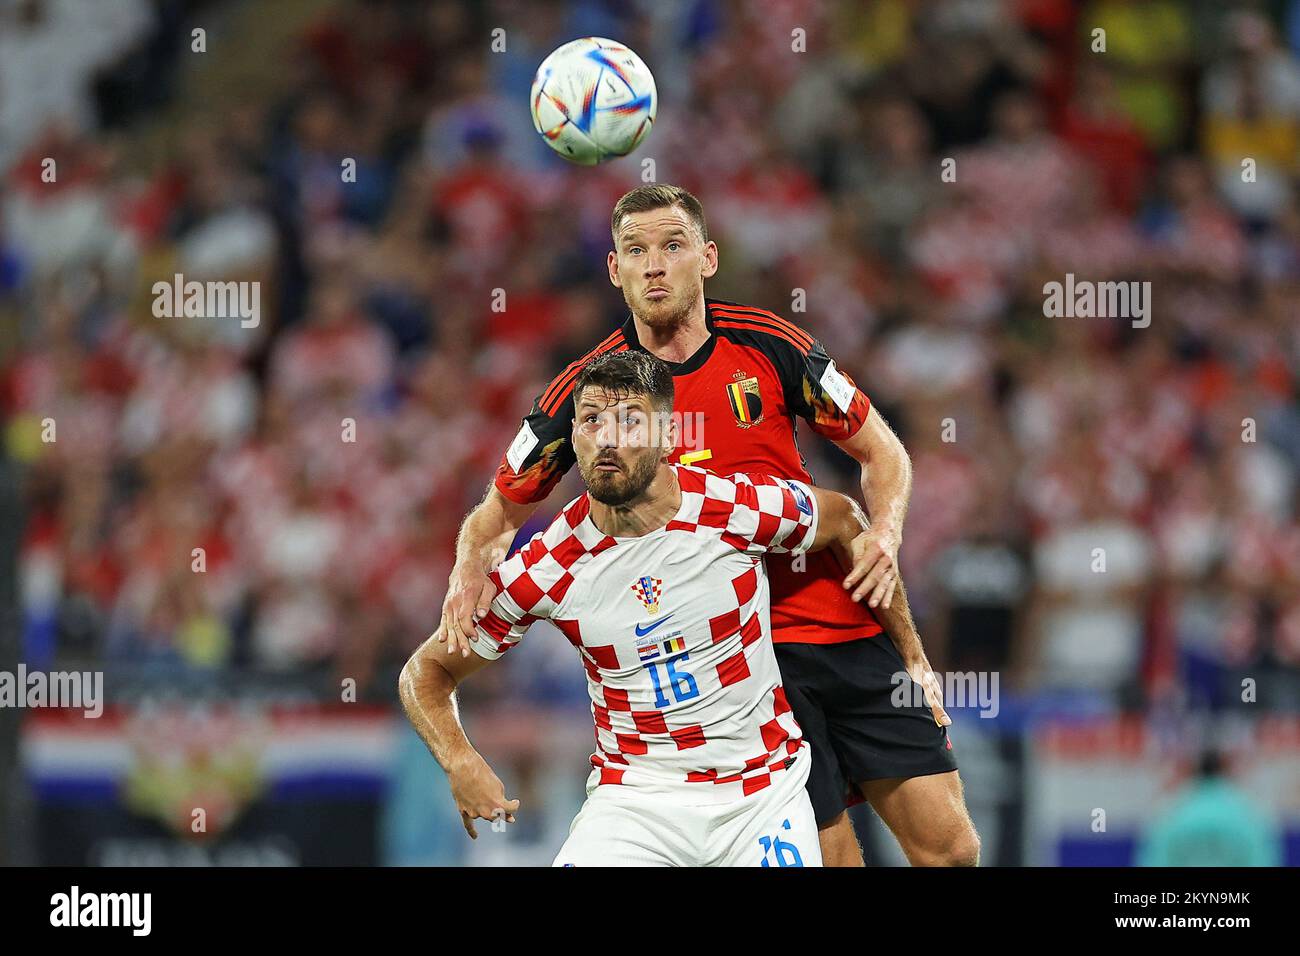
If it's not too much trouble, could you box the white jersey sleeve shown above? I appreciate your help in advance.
[715,472,820,558]
[471,531,558,660]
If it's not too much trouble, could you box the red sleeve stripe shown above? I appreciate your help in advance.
[539,334,628,415]
[713,313,814,353]
[710,305,815,351]
[717,304,816,350]
[714,319,810,356]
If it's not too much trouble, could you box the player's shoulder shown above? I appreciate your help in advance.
[721,469,814,521]
[707,298,816,357]
[534,326,632,418]
[496,494,607,611]
[670,466,810,549]
[525,492,597,554]
[674,464,787,508]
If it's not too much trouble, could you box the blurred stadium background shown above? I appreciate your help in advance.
[1,0,1298,866]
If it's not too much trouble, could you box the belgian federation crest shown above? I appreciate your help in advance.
[726,372,764,428]
[631,575,663,615]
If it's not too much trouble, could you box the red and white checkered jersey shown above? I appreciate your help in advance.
[472,465,820,804]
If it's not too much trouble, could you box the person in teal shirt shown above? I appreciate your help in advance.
[1137,751,1283,867]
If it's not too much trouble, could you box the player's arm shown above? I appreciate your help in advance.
[737,475,869,578]
[796,483,949,728]
[760,320,912,610]
[441,482,540,656]
[441,375,583,654]
[832,404,912,610]
[861,572,950,727]
[806,486,868,559]
[398,635,520,839]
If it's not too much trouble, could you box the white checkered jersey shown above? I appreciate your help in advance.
[472,465,820,803]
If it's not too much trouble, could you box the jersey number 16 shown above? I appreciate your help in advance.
[646,653,699,709]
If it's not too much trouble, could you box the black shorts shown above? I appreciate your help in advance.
[774,636,958,827]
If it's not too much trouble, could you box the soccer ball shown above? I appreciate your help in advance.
[530,37,657,165]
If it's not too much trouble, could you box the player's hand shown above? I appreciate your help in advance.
[439,565,498,658]
[448,752,520,840]
[840,526,901,608]
[907,655,951,728]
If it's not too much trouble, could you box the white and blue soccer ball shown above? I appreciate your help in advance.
[530,37,657,165]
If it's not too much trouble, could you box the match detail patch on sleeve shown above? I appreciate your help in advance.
[820,361,855,414]
[506,421,539,472]
[789,481,814,517]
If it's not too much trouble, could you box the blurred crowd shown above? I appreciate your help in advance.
[2,0,1298,718]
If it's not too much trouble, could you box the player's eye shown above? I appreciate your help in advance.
[628,246,643,255]
[666,242,680,252]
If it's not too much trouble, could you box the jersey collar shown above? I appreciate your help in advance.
[621,300,718,376]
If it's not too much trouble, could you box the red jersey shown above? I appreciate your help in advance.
[493,298,883,645]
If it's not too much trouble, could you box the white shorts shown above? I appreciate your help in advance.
[552,752,822,867]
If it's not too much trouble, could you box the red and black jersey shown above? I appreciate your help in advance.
[493,298,881,645]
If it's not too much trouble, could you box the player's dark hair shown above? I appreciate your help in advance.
[611,184,709,245]
[572,350,674,414]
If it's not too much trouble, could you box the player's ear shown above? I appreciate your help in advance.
[701,241,718,279]
[660,409,678,455]
[607,249,622,288]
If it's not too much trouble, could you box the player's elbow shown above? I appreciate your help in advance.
[853,409,910,472]
[397,660,415,723]
[398,644,436,708]
[896,437,913,483]
[398,652,421,709]
[873,422,910,472]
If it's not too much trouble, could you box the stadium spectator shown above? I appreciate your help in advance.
[1137,750,1283,866]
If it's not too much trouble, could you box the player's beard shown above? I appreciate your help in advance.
[628,279,702,333]
[580,449,660,506]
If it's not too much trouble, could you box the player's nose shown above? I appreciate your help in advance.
[595,419,620,447]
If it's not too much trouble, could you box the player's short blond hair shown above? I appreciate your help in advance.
[610,184,709,246]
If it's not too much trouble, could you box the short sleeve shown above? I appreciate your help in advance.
[470,537,554,659]
[493,331,629,504]
[720,473,820,557]
[492,395,578,505]
[781,339,871,442]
